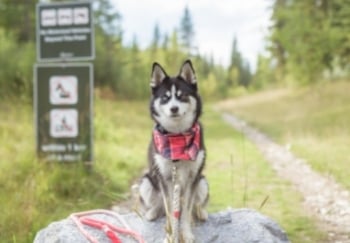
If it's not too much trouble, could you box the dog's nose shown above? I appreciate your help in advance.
[170,106,179,114]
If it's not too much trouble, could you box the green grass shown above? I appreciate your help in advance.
[0,95,326,242]
[204,108,326,242]
[0,97,151,242]
[217,80,350,191]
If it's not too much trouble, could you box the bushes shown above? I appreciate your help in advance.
[0,31,35,99]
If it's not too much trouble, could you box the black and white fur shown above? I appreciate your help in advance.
[138,60,209,242]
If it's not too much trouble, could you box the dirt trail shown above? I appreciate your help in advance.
[221,113,350,243]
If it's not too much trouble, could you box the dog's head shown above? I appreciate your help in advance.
[149,60,202,134]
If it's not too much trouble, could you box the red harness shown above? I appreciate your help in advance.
[153,123,201,161]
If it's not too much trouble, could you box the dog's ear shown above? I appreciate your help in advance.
[179,60,197,85]
[150,62,167,88]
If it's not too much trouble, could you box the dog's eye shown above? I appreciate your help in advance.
[178,93,189,102]
[161,94,170,103]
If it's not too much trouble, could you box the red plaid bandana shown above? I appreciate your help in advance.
[153,123,201,161]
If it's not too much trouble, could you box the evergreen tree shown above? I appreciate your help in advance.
[230,37,243,71]
[226,37,252,88]
[151,23,161,50]
[93,0,124,88]
[129,36,147,98]
[162,33,169,51]
[240,61,252,87]
[179,6,195,54]
[149,23,161,61]
[94,0,122,36]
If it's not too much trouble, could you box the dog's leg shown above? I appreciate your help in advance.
[139,176,164,221]
[180,185,196,243]
[193,176,209,221]
[179,176,209,242]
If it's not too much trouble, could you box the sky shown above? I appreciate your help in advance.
[110,0,272,70]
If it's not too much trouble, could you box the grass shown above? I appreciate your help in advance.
[217,80,350,191]
[203,108,326,242]
[0,96,151,242]
[0,93,326,242]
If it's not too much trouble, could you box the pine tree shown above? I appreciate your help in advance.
[93,0,124,88]
[162,34,169,51]
[179,6,195,54]
[151,23,161,51]
[94,0,122,37]
[230,37,243,72]
[240,61,252,87]
[227,37,252,88]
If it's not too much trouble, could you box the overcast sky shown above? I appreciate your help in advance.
[110,0,272,70]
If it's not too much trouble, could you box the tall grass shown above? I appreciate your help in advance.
[0,97,151,242]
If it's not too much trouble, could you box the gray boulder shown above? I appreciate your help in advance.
[34,208,290,243]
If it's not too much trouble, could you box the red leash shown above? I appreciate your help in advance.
[70,209,145,243]
[80,218,122,243]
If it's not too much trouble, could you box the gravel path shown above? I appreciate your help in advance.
[222,113,350,243]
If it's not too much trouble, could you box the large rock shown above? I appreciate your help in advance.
[34,208,290,243]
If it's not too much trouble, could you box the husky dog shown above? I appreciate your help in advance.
[138,60,209,242]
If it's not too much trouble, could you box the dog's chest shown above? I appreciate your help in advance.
[154,150,205,188]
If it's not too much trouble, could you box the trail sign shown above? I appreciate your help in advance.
[34,63,93,163]
[36,1,94,62]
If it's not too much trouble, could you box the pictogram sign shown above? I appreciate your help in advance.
[36,1,94,61]
[34,63,93,162]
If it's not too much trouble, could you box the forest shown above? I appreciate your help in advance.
[0,0,348,101]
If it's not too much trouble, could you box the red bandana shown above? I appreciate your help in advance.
[153,123,201,161]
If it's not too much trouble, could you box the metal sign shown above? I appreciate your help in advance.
[34,63,93,163]
[36,1,94,62]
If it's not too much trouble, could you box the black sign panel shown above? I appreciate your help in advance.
[36,1,94,61]
[34,63,93,162]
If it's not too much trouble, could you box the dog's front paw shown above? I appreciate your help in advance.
[144,208,159,221]
[195,207,208,221]
[182,231,195,243]
[181,224,195,243]
[193,204,208,221]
